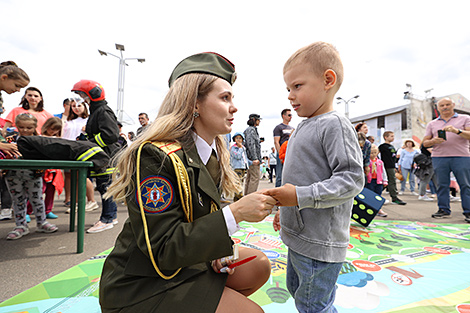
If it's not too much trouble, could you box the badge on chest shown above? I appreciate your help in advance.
[137,175,174,214]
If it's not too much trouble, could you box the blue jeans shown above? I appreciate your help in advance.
[95,174,117,223]
[400,167,415,192]
[275,153,283,187]
[432,157,470,214]
[429,179,437,194]
[287,248,342,313]
[365,179,383,196]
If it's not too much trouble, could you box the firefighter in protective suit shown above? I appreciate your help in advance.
[71,80,119,233]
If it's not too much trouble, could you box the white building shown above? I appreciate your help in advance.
[350,93,470,148]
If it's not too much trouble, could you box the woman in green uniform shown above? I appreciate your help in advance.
[100,52,276,313]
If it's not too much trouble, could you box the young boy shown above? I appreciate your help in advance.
[378,131,406,205]
[267,42,364,312]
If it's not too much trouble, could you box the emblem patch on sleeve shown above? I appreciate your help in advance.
[137,176,174,214]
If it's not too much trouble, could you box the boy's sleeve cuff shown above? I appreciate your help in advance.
[295,186,315,210]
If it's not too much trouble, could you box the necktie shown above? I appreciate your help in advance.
[206,150,221,186]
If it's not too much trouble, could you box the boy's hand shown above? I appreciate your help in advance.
[263,184,298,207]
[273,210,281,232]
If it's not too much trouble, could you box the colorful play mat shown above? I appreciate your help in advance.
[1,218,470,313]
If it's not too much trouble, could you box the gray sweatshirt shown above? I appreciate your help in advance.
[280,111,364,263]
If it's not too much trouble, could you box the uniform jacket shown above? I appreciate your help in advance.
[99,141,234,312]
[17,136,110,174]
[85,100,120,158]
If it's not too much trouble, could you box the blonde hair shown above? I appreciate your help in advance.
[106,73,240,201]
[15,113,38,136]
[283,42,344,90]
[371,144,379,153]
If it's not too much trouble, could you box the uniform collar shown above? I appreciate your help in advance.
[88,100,108,113]
[192,131,218,165]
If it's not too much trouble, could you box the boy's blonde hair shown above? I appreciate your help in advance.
[105,73,240,201]
[370,144,379,152]
[283,42,344,90]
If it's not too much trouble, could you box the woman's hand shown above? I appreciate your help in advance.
[211,258,235,275]
[230,190,276,223]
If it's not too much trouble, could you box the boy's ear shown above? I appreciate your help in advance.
[324,69,337,91]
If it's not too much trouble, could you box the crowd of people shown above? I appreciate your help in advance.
[0,61,127,238]
[1,40,469,313]
[227,106,469,226]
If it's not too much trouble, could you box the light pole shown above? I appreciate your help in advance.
[98,44,145,123]
[336,95,359,119]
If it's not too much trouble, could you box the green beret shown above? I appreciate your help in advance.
[168,52,237,87]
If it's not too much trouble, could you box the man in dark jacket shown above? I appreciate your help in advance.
[72,80,119,233]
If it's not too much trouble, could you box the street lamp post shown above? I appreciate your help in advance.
[336,95,359,119]
[98,44,145,123]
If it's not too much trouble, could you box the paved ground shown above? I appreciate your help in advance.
[0,179,468,302]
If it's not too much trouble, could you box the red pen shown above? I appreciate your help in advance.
[218,255,257,273]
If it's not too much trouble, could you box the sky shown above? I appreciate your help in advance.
[2,0,470,154]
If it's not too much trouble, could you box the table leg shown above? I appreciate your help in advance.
[69,170,77,232]
[76,169,88,254]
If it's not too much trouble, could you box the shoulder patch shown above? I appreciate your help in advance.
[137,175,174,214]
[152,141,181,155]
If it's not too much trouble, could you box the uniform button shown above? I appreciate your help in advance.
[188,157,193,163]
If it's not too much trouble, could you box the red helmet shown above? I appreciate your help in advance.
[71,80,106,101]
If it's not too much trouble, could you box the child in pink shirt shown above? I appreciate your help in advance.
[366,145,388,217]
